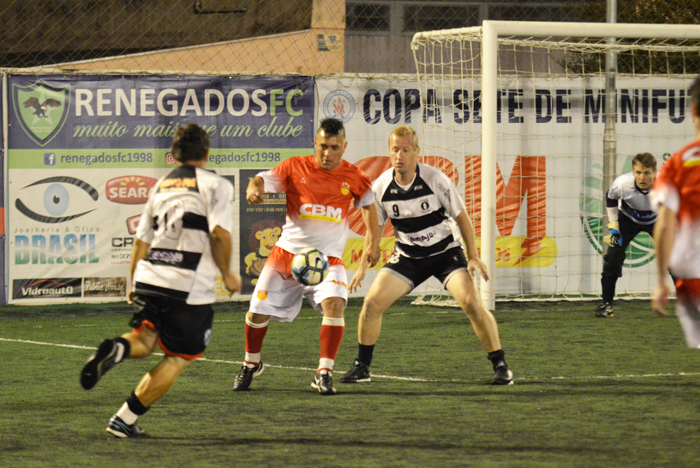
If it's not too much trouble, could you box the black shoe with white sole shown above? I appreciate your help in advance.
[106,415,145,438]
[595,302,614,318]
[233,362,265,391]
[339,360,371,384]
[311,372,337,395]
[81,339,121,390]
[491,367,514,385]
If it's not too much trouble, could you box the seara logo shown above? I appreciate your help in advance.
[323,90,355,123]
[12,80,70,147]
[579,159,655,267]
[106,176,158,204]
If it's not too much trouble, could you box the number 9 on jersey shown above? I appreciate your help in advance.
[291,248,330,286]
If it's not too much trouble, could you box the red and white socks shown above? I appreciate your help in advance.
[244,317,269,368]
[318,316,345,374]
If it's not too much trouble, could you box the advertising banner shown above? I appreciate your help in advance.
[0,73,5,304]
[7,74,314,303]
[317,77,425,296]
[317,76,696,298]
[238,169,286,295]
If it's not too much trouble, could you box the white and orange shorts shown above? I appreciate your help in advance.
[675,278,700,349]
[249,246,348,322]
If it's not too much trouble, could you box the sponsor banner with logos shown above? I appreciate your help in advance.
[12,277,82,300]
[0,74,5,304]
[7,75,314,303]
[238,170,286,295]
[317,76,696,298]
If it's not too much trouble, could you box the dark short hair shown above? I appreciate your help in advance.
[691,77,700,111]
[172,123,210,163]
[632,152,656,171]
[316,118,345,139]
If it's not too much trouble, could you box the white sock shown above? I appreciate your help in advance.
[318,358,334,373]
[244,352,261,367]
[115,402,138,425]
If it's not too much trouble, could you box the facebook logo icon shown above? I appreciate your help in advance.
[44,153,56,166]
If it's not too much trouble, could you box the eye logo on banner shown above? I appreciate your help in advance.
[12,80,70,147]
[16,176,99,223]
[323,90,355,123]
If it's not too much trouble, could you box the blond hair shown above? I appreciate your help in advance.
[389,125,419,148]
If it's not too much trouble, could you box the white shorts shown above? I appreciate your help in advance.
[249,247,348,322]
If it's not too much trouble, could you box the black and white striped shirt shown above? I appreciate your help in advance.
[133,165,234,304]
[607,172,657,225]
[374,163,465,259]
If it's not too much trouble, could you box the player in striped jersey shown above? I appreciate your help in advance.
[232,118,380,395]
[340,125,513,386]
[80,124,241,437]
[595,153,658,318]
[651,76,700,346]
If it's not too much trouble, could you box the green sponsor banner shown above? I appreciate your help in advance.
[9,148,310,169]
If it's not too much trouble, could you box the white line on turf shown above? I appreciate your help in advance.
[0,337,434,382]
[3,337,700,383]
[1,337,95,350]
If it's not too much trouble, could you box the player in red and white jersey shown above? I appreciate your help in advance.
[257,151,371,259]
[651,77,700,348]
[233,118,381,395]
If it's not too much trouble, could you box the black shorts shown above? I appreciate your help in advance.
[130,295,214,360]
[382,247,469,290]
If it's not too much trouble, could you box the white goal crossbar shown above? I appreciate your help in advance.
[412,21,700,309]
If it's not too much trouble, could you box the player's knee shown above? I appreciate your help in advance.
[361,295,387,321]
[459,294,483,318]
[246,311,270,324]
[166,355,194,374]
[602,262,623,278]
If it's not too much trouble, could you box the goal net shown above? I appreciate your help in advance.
[411,21,700,308]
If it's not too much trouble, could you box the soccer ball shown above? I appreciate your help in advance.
[291,248,329,286]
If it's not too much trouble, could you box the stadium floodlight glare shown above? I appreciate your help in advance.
[412,21,700,309]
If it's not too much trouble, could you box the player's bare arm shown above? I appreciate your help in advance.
[652,205,676,316]
[128,238,150,304]
[361,203,381,267]
[454,210,490,282]
[348,232,373,293]
[211,225,242,294]
[246,176,265,205]
[349,204,381,293]
[349,249,371,293]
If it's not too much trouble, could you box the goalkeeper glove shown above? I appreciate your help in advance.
[603,220,622,247]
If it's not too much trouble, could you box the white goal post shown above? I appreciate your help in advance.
[412,21,700,309]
